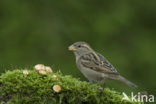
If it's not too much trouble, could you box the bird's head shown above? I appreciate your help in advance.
[68,41,93,56]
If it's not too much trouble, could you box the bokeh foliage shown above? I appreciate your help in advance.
[0,0,156,97]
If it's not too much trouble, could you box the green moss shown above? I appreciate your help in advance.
[0,69,143,104]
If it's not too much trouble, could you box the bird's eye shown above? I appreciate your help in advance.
[78,45,81,48]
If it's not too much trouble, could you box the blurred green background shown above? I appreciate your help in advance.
[0,0,156,97]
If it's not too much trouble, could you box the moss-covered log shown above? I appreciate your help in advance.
[0,69,142,104]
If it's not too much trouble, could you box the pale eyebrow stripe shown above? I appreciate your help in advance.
[82,44,91,50]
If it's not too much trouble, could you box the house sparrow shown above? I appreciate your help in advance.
[69,41,137,88]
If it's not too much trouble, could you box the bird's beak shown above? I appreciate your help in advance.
[68,45,77,51]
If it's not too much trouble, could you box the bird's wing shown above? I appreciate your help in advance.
[79,52,119,75]
[96,52,118,73]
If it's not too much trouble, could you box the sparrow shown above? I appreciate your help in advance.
[68,41,137,88]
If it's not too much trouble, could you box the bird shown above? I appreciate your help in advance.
[68,41,137,88]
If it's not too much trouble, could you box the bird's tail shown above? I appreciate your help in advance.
[117,75,137,88]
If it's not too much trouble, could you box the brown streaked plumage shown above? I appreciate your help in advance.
[69,41,137,88]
